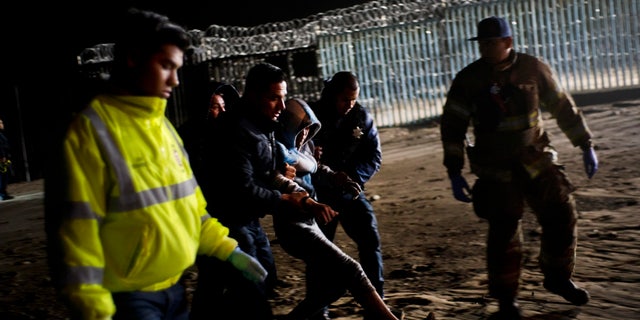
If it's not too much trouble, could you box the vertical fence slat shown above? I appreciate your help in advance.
[93,0,638,129]
[209,0,639,128]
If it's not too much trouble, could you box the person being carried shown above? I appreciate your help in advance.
[440,16,598,320]
[44,8,266,320]
[272,97,407,320]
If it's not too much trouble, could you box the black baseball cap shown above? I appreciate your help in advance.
[468,16,512,41]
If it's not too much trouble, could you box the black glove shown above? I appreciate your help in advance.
[343,180,363,199]
[332,171,362,199]
[449,174,472,203]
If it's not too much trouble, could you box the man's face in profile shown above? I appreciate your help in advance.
[258,81,288,122]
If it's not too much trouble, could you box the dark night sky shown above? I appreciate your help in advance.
[2,1,373,181]
[7,1,378,96]
[7,1,372,84]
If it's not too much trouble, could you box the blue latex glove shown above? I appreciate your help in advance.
[449,174,472,203]
[227,247,268,283]
[582,146,598,179]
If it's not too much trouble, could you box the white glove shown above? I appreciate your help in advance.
[227,247,268,283]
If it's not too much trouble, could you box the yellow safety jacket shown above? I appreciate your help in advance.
[56,95,238,319]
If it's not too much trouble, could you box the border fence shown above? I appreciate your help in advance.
[79,0,640,128]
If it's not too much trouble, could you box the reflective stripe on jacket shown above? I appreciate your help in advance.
[57,95,238,319]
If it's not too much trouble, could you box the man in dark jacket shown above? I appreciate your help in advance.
[440,16,598,320]
[191,62,310,320]
[310,71,385,320]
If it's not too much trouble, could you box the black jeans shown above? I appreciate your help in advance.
[112,283,188,320]
[191,219,275,320]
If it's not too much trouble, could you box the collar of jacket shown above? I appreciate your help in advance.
[100,95,168,118]
[234,101,279,133]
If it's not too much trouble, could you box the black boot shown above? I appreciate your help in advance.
[544,279,590,305]
[492,299,522,320]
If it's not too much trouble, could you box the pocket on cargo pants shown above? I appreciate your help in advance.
[472,178,524,221]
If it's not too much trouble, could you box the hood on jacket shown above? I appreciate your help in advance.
[278,98,321,150]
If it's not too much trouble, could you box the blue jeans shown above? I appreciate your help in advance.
[111,282,188,320]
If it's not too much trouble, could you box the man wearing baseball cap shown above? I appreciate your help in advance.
[439,16,598,319]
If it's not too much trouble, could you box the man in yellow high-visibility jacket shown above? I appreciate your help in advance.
[45,8,266,320]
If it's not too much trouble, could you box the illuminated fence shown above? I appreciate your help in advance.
[315,0,640,126]
[79,0,640,127]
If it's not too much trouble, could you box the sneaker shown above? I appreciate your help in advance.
[544,279,590,305]
[308,308,330,320]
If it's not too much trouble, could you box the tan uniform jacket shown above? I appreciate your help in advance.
[441,50,593,180]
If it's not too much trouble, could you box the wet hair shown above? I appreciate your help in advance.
[111,8,190,72]
[320,71,359,100]
[243,63,287,96]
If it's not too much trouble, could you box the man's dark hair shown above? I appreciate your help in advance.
[320,71,359,100]
[112,8,190,70]
[243,63,287,95]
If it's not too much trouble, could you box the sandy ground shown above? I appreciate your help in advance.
[1,96,639,320]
